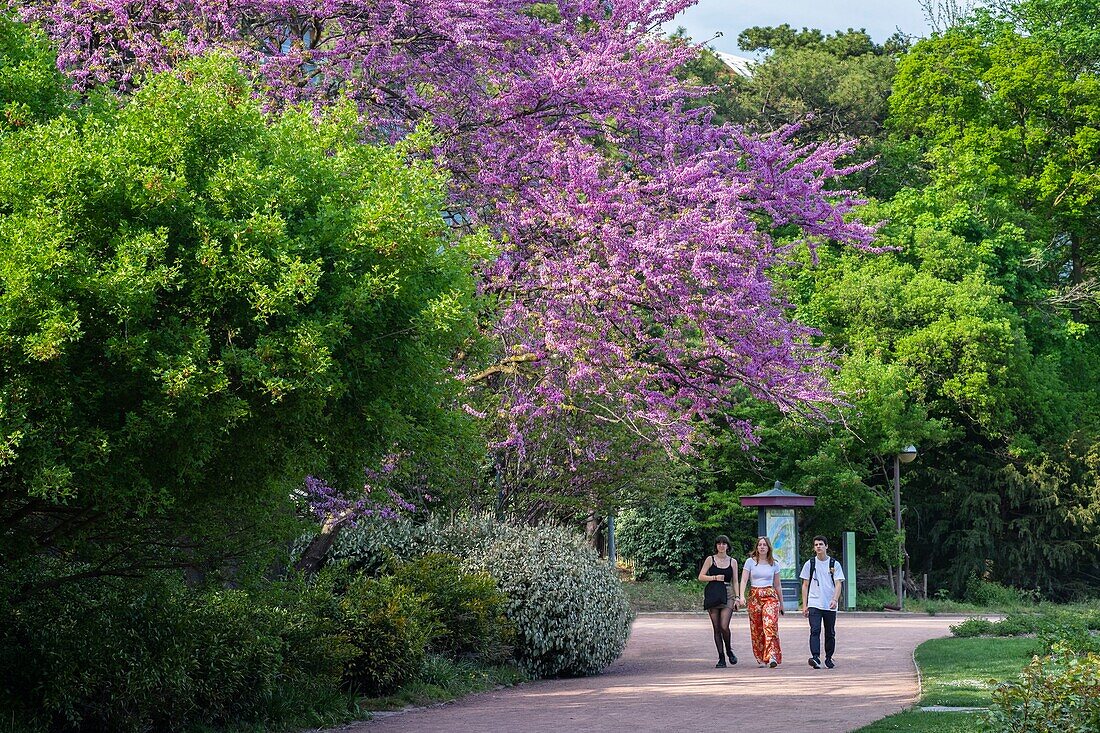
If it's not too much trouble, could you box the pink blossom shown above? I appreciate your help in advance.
[20,0,879,455]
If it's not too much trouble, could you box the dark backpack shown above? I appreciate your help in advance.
[807,556,836,587]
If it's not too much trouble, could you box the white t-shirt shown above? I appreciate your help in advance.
[744,557,780,587]
[799,556,846,610]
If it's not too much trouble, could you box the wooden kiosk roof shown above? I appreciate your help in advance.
[739,486,816,508]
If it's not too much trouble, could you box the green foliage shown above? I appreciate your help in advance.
[0,15,76,130]
[995,0,1100,71]
[0,36,479,587]
[964,577,1040,607]
[615,496,699,581]
[327,516,633,679]
[321,515,425,576]
[876,14,1100,594]
[738,24,908,57]
[951,607,1100,639]
[467,525,633,678]
[675,23,906,167]
[324,514,507,572]
[988,646,1100,732]
[951,617,1012,637]
[356,654,527,712]
[0,574,355,732]
[337,574,436,696]
[737,33,901,141]
[666,5,1100,603]
[388,553,515,663]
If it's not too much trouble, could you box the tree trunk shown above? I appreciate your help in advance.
[585,512,603,554]
[293,519,345,575]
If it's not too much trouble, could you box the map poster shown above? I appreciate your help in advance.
[766,508,797,580]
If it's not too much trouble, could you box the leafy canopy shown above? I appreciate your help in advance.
[0,40,479,586]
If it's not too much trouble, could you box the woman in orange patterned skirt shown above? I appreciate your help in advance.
[736,536,784,667]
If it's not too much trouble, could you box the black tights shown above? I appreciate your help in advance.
[708,606,733,657]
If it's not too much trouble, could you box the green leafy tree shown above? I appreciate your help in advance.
[804,9,1100,592]
[0,45,480,592]
[992,0,1100,71]
[732,25,908,143]
[660,3,1100,597]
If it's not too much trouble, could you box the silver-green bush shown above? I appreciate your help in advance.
[465,524,633,678]
[329,517,633,678]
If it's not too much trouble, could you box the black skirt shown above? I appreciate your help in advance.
[703,580,728,610]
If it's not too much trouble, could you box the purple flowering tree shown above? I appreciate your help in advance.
[19,0,877,488]
[296,453,427,572]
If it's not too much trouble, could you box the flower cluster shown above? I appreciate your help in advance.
[20,0,879,454]
[303,453,418,529]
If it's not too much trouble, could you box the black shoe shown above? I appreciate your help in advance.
[716,659,727,668]
[824,658,836,669]
[809,657,822,669]
[768,656,778,668]
[726,648,738,665]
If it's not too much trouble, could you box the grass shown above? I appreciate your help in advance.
[622,578,699,612]
[916,637,1039,707]
[856,587,1017,615]
[853,711,983,732]
[354,656,528,715]
[856,587,1100,619]
[852,636,1040,732]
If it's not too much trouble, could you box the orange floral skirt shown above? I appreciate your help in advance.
[747,586,783,665]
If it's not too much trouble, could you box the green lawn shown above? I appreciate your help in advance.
[917,637,1039,707]
[853,636,1040,733]
[622,579,699,611]
[855,711,983,733]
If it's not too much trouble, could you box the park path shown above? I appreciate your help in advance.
[335,613,958,733]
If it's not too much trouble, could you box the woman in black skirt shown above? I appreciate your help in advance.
[698,535,739,667]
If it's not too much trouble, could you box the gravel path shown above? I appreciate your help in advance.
[335,612,959,733]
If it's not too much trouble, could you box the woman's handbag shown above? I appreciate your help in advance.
[703,580,728,609]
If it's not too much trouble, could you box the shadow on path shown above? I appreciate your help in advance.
[336,613,958,733]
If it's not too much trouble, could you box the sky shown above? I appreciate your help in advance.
[663,0,934,56]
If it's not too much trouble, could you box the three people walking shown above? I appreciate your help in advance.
[700,533,845,671]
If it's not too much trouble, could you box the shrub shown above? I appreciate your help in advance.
[184,584,355,724]
[615,497,699,581]
[964,577,1037,606]
[987,645,1100,732]
[1036,623,1100,656]
[325,516,426,575]
[950,617,998,637]
[0,573,353,732]
[338,574,436,696]
[952,609,1100,641]
[389,553,515,663]
[466,524,634,678]
[325,516,634,679]
[327,514,509,574]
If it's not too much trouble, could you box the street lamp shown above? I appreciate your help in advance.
[893,445,917,610]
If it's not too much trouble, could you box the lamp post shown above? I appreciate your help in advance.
[893,445,918,610]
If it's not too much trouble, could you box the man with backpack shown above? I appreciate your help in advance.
[799,535,845,669]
